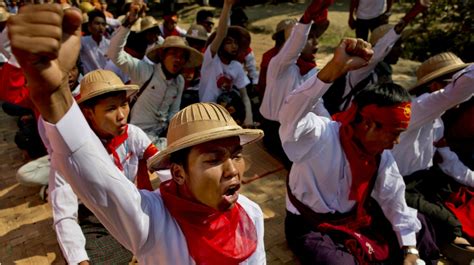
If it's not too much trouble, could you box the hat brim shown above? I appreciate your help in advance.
[147,127,263,171]
[146,44,204,68]
[76,84,139,104]
[137,23,160,33]
[409,63,472,93]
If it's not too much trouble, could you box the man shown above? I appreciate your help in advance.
[391,53,474,263]
[278,39,439,263]
[348,0,393,41]
[50,69,158,264]
[196,9,214,34]
[80,9,110,74]
[198,0,254,127]
[159,11,186,38]
[108,2,202,145]
[8,5,266,263]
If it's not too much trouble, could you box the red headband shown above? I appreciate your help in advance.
[360,102,411,130]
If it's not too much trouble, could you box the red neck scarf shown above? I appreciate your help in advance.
[332,102,411,223]
[296,54,317,76]
[160,180,257,265]
[103,125,129,171]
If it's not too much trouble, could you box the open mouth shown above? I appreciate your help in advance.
[224,183,240,196]
[222,183,241,204]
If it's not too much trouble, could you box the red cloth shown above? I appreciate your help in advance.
[103,125,129,172]
[445,187,474,242]
[162,27,181,38]
[136,143,158,191]
[0,63,35,112]
[160,180,257,265]
[296,54,317,76]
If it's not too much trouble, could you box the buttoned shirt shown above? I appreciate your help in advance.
[80,35,110,74]
[40,101,266,264]
[278,76,421,247]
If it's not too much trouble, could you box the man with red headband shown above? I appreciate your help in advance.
[278,40,439,264]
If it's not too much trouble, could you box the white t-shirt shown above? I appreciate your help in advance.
[356,0,387,20]
[199,47,250,103]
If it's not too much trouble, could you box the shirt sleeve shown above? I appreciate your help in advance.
[234,63,251,90]
[408,64,474,131]
[50,174,89,264]
[278,75,333,162]
[41,100,152,254]
[437,147,474,187]
[372,152,421,247]
[107,26,154,85]
[244,51,259,85]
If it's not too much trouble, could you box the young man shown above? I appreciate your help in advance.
[391,53,474,262]
[196,9,214,34]
[278,39,439,264]
[108,2,202,145]
[198,0,254,127]
[8,5,266,263]
[50,69,158,264]
[159,12,186,38]
[80,9,110,74]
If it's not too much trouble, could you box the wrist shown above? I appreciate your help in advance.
[402,246,419,257]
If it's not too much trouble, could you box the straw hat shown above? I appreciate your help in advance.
[146,36,203,68]
[137,16,160,33]
[272,18,297,40]
[206,26,251,54]
[409,52,472,93]
[76,70,139,104]
[0,8,9,23]
[369,24,393,46]
[186,24,208,41]
[79,2,95,14]
[147,102,263,171]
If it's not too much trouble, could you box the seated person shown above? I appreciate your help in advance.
[9,5,266,264]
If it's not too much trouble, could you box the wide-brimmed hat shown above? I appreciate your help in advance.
[0,8,9,23]
[146,36,203,68]
[369,24,409,46]
[137,16,160,33]
[206,26,251,54]
[76,70,139,104]
[147,102,263,171]
[409,52,472,93]
[272,18,297,40]
[186,24,208,42]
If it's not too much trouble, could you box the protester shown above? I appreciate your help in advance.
[391,52,474,263]
[278,37,439,264]
[160,11,186,38]
[8,5,266,263]
[80,9,110,74]
[348,0,393,41]
[198,0,254,127]
[49,69,158,264]
[196,9,214,34]
[108,2,202,146]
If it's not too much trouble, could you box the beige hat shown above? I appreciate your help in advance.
[409,52,472,93]
[369,24,393,46]
[272,18,297,40]
[186,24,208,42]
[79,2,95,14]
[137,16,159,33]
[76,70,139,104]
[147,102,264,170]
[146,36,203,68]
[0,7,9,22]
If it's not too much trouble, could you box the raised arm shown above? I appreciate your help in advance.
[209,0,235,56]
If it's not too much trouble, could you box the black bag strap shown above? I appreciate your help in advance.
[129,66,155,109]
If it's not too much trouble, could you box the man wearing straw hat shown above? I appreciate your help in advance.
[9,4,266,263]
[391,52,474,263]
[49,69,159,264]
[108,2,202,147]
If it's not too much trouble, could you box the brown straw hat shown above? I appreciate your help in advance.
[186,24,209,41]
[272,18,297,40]
[369,24,393,46]
[137,16,160,33]
[76,70,139,104]
[146,36,204,68]
[0,8,9,23]
[147,102,264,171]
[409,52,472,93]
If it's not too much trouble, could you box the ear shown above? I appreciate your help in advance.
[362,117,376,131]
[82,107,94,121]
[170,163,186,185]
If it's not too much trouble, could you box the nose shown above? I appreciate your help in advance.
[117,108,126,121]
[222,158,239,180]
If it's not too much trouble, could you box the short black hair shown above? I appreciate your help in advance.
[87,9,106,25]
[273,30,286,48]
[79,90,127,109]
[169,147,191,172]
[230,7,248,27]
[196,10,214,23]
[353,82,411,109]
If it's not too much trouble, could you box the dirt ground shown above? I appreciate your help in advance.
[0,1,427,264]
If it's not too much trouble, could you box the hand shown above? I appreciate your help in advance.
[348,15,355,29]
[127,0,143,24]
[302,0,331,24]
[9,4,82,96]
[78,260,90,265]
[403,253,420,265]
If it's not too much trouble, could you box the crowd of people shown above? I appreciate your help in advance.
[1,0,473,264]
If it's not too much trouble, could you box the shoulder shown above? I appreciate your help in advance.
[238,195,263,220]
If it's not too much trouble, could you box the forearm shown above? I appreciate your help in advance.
[241,91,253,125]
[210,1,232,54]
[437,147,474,187]
[31,78,73,124]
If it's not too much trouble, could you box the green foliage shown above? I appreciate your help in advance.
[400,0,474,62]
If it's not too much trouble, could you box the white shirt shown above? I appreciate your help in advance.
[244,51,259,85]
[278,76,421,247]
[392,65,474,184]
[108,26,184,132]
[104,60,130,83]
[80,35,110,74]
[40,102,266,264]
[260,22,328,122]
[356,0,387,20]
[47,124,152,264]
[199,47,250,102]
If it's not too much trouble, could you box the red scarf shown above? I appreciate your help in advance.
[103,125,129,172]
[160,180,257,265]
[445,187,474,242]
[296,54,317,76]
